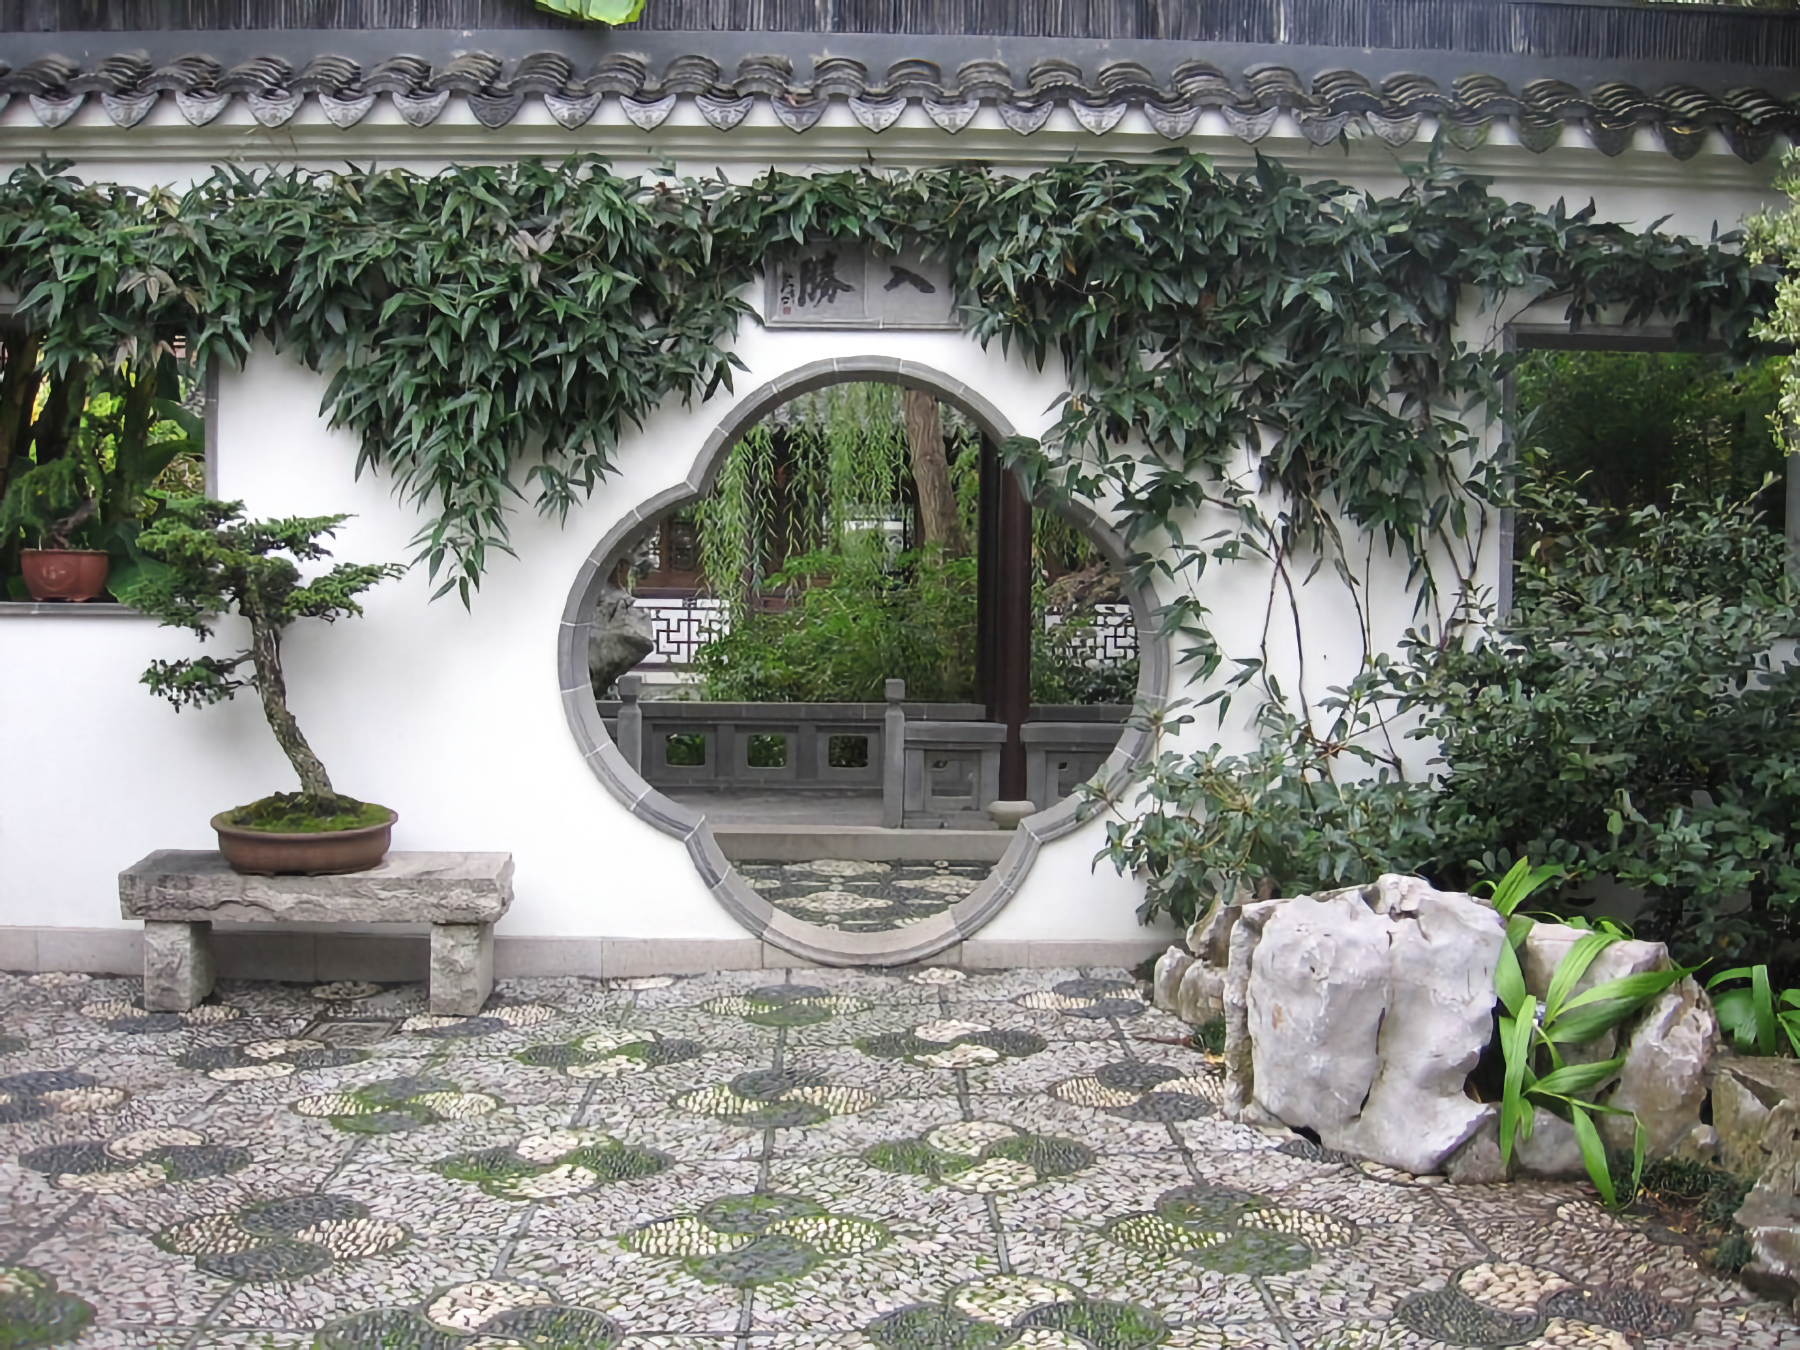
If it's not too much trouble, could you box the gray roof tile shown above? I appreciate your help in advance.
[0,49,1792,158]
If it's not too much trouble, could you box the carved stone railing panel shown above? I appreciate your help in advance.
[600,675,1129,827]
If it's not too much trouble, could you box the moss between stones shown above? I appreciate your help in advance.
[1190,1018,1228,1054]
[1016,1299,1169,1348]
[866,1306,1016,1349]
[224,792,391,833]
[316,1301,620,1348]
[432,1138,669,1196]
[0,1267,94,1349]
[1630,1157,1755,1276]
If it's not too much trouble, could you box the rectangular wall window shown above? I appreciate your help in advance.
[0,323,213,609]
[1504,326,1788,612]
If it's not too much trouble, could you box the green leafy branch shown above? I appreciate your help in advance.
[0,155,1768,616]
[535,0,646,20]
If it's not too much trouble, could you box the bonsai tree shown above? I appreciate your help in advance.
[127,495,405,829]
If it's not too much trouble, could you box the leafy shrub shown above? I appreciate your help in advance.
[1102,474,1800,964]
[1033,611,1140,704]
[1515,349,1784,521]
[1098,704,1436,928]
[692,543,1136,707]
[1397,472,1800,963]
[695,548,979,704]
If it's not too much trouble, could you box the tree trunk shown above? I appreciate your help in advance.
[905,388,967,556]
[0,330,42,483]
[249,615,335,798]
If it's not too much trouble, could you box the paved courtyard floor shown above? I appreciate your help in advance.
[0,964,1794,1349]
[736,859,988,932]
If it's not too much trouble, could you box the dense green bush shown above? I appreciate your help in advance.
[1515,349,1784,526]
[1105,475,1800,963]
[1099,705,1437,928]
[1400,473,1800,963]
[694,548,980,703]
[693,543,1140,707]
[1032,646,1140,705]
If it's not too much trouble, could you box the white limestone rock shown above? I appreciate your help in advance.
[1152,902,1236,1027]
[1187,898,1241,966]
[1736,1099,1800,1302]
[1716,1068,1776,1179]
[1672,1124,1720,1166]
[1221,898,1283,1120]
[1514,1110,1587,1179]
[1445,1113,1507,1185]
[1333,883,1507,1174]
[1246,891,1391,1136]
[1235,877,1505,1175]
[1151,946,1194,1016]
[588,582,655,693]
[1714,1059,1800,1180]
[1175,959,1225,1025]
[1597,976,1717,1157]
[1520,922,1666,995]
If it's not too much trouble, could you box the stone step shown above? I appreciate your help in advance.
[709,824,1011,864]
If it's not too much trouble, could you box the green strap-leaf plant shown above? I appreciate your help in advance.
[1708,963,1800,1056]
[1491,880,1688,1207]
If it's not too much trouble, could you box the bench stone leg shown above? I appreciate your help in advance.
[430,922,493,1016]
[143,920,214,1012]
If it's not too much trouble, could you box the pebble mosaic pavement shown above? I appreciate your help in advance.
[733,861,991,933]
[0,966,1794,1347]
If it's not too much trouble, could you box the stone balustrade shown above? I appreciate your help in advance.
[598,675,1129,827]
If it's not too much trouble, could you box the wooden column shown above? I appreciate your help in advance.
[977,438,1033,799]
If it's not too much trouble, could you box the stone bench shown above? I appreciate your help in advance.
[119,851,514,1016]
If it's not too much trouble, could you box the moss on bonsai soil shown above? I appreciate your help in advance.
[223,793,392,834]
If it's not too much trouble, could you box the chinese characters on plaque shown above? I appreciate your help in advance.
[765,248,957,329]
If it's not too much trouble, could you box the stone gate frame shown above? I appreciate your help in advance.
[556,354,1171,965]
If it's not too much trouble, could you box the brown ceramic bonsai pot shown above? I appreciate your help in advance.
[21,549,111,602]
[210,809,398,876]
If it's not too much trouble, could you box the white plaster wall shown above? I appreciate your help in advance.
[0,133,1783,957]
[0,318,1169,947]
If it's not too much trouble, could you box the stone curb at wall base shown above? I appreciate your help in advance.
[0,925,1169,980]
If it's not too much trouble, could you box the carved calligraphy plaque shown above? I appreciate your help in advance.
[764,247,957,329]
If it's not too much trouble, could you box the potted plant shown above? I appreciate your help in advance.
[0,347,202,602]
[2,457,111,600]
[126,495,407,875]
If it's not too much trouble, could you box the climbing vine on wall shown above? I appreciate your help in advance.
[0,154,1769,609]
[0,152,1775,732]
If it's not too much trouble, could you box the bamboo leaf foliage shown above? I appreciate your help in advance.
[0,153,1771,627]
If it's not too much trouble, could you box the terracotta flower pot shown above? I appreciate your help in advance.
[211,809,398,876]
[21,549,110,602]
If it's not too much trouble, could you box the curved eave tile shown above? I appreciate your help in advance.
[1,50,1795,160]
